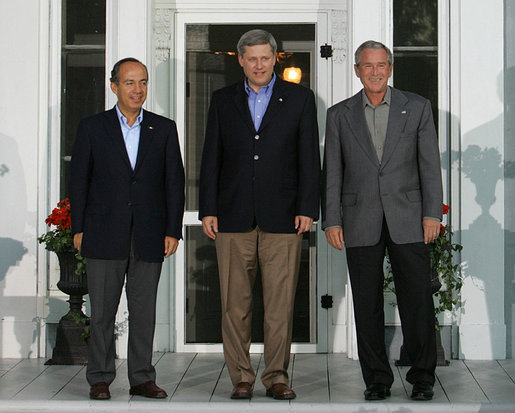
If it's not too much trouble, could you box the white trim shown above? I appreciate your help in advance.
[173,10,331,353]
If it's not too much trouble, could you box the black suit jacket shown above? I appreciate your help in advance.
[199,77,320,233]
[69,107,185,262]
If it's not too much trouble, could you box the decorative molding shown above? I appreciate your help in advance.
[331,8,348,64]
[154,7,174,62]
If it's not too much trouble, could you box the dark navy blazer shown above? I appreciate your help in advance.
[199,77,320,233]
[70,107,185,262]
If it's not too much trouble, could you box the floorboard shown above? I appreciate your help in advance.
[0,359,49,399]
[465,360,515,403]
[291,354,329,403]
[435,360,488,403]
[170,353,225,403]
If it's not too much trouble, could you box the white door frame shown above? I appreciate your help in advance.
[173,10,331,353]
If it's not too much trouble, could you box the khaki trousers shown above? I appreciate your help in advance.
[215,227,302,388]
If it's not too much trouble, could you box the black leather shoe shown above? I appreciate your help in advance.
[411,382,434,401]
[364,383,391,400]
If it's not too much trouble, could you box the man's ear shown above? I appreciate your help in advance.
[110,82,118,95]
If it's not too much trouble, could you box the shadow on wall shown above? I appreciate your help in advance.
[442,68,515,358]
[0,132,37,358]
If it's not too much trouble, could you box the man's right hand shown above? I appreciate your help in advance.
[73,233,83,251]
[325,227,344,250]
[202,216,218,240]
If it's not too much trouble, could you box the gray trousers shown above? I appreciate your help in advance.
[85,250,162,387]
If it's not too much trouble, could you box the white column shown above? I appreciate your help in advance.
[456,0,506,359]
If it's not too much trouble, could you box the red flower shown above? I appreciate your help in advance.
[440,224,446,236]
[45,197,71,230]
[442,204,450,215]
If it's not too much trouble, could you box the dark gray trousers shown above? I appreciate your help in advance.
[85,249,162,387]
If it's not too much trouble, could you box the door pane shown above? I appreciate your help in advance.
[185,225,315,343]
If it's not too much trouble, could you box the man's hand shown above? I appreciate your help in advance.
[73,233,83,251]
[164,236,179,258]
[202,216,218,240]
[295,215,313,235]
[325,227,344,250]
[423,218,441,244]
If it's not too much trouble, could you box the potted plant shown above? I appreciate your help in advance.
[384,203,463,365]
[38,198,90,364]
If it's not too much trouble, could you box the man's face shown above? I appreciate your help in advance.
[110,61,148,116]
[354,48,393,98]
[238,43,276,92]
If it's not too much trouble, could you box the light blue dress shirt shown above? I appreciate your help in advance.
[245,73,276,131]
[115,105,143,170]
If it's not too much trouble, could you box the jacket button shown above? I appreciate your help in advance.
[128,202,132,206]
[254,155,259,160]
[254,134,260,140]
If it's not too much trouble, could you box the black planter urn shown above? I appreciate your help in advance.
[46,251,89,365]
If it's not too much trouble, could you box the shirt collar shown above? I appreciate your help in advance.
[362,86,391,108]
[115,105,143,127]
[244,73,276,97]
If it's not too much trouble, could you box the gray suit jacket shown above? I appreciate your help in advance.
[321,87,443,247]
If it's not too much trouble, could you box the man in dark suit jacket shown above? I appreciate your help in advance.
[322,41,443,401]
[70,58,185,400]
[199,29,320,400]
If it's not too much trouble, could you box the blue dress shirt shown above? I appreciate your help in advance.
[115,105,143,170]
[245,73,276,131]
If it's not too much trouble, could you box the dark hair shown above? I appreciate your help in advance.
[110,57,148,85]
[237,29,277,56]
[355,40,393,66]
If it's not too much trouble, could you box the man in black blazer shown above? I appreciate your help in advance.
[69,58,185,400]
[199,29,320,400]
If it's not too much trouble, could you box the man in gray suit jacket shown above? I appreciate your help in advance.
[322,41,443,401]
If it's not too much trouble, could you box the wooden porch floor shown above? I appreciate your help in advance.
[0,353,514,412]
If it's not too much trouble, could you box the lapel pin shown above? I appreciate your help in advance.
[278,97,283,102]
[148,126,154,130]
[401,110,407,114]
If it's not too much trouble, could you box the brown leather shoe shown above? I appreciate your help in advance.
[266,383,296,400]
[129,381,167,398]
[89,381,110,400]
[231,381,253,399]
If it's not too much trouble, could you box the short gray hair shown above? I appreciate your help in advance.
[354,40,393,66]
[237,29,277,56]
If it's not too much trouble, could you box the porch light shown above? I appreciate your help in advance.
[283,66,302,84]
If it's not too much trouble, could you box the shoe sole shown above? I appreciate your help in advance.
[266,389,296,400]
[231,392,252,399]
[364,389,391,401]
[411,393,433,401]
[89,394,110,400]
[129,390,167,398]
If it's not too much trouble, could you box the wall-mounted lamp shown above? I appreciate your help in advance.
[283,67,302,84]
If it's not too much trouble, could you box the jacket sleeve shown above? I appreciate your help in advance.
[69,119,92,235]
[198,93,223,220]
[417,99,443,220]
[321,107,344,230]
[296,89,321,220]
[165,120,186,239]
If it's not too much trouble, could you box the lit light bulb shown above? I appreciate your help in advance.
[283,67,302,84]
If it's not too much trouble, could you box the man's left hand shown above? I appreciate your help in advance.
[164,236,179,258]
[423,218,440,244]
[295,215,313,235]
